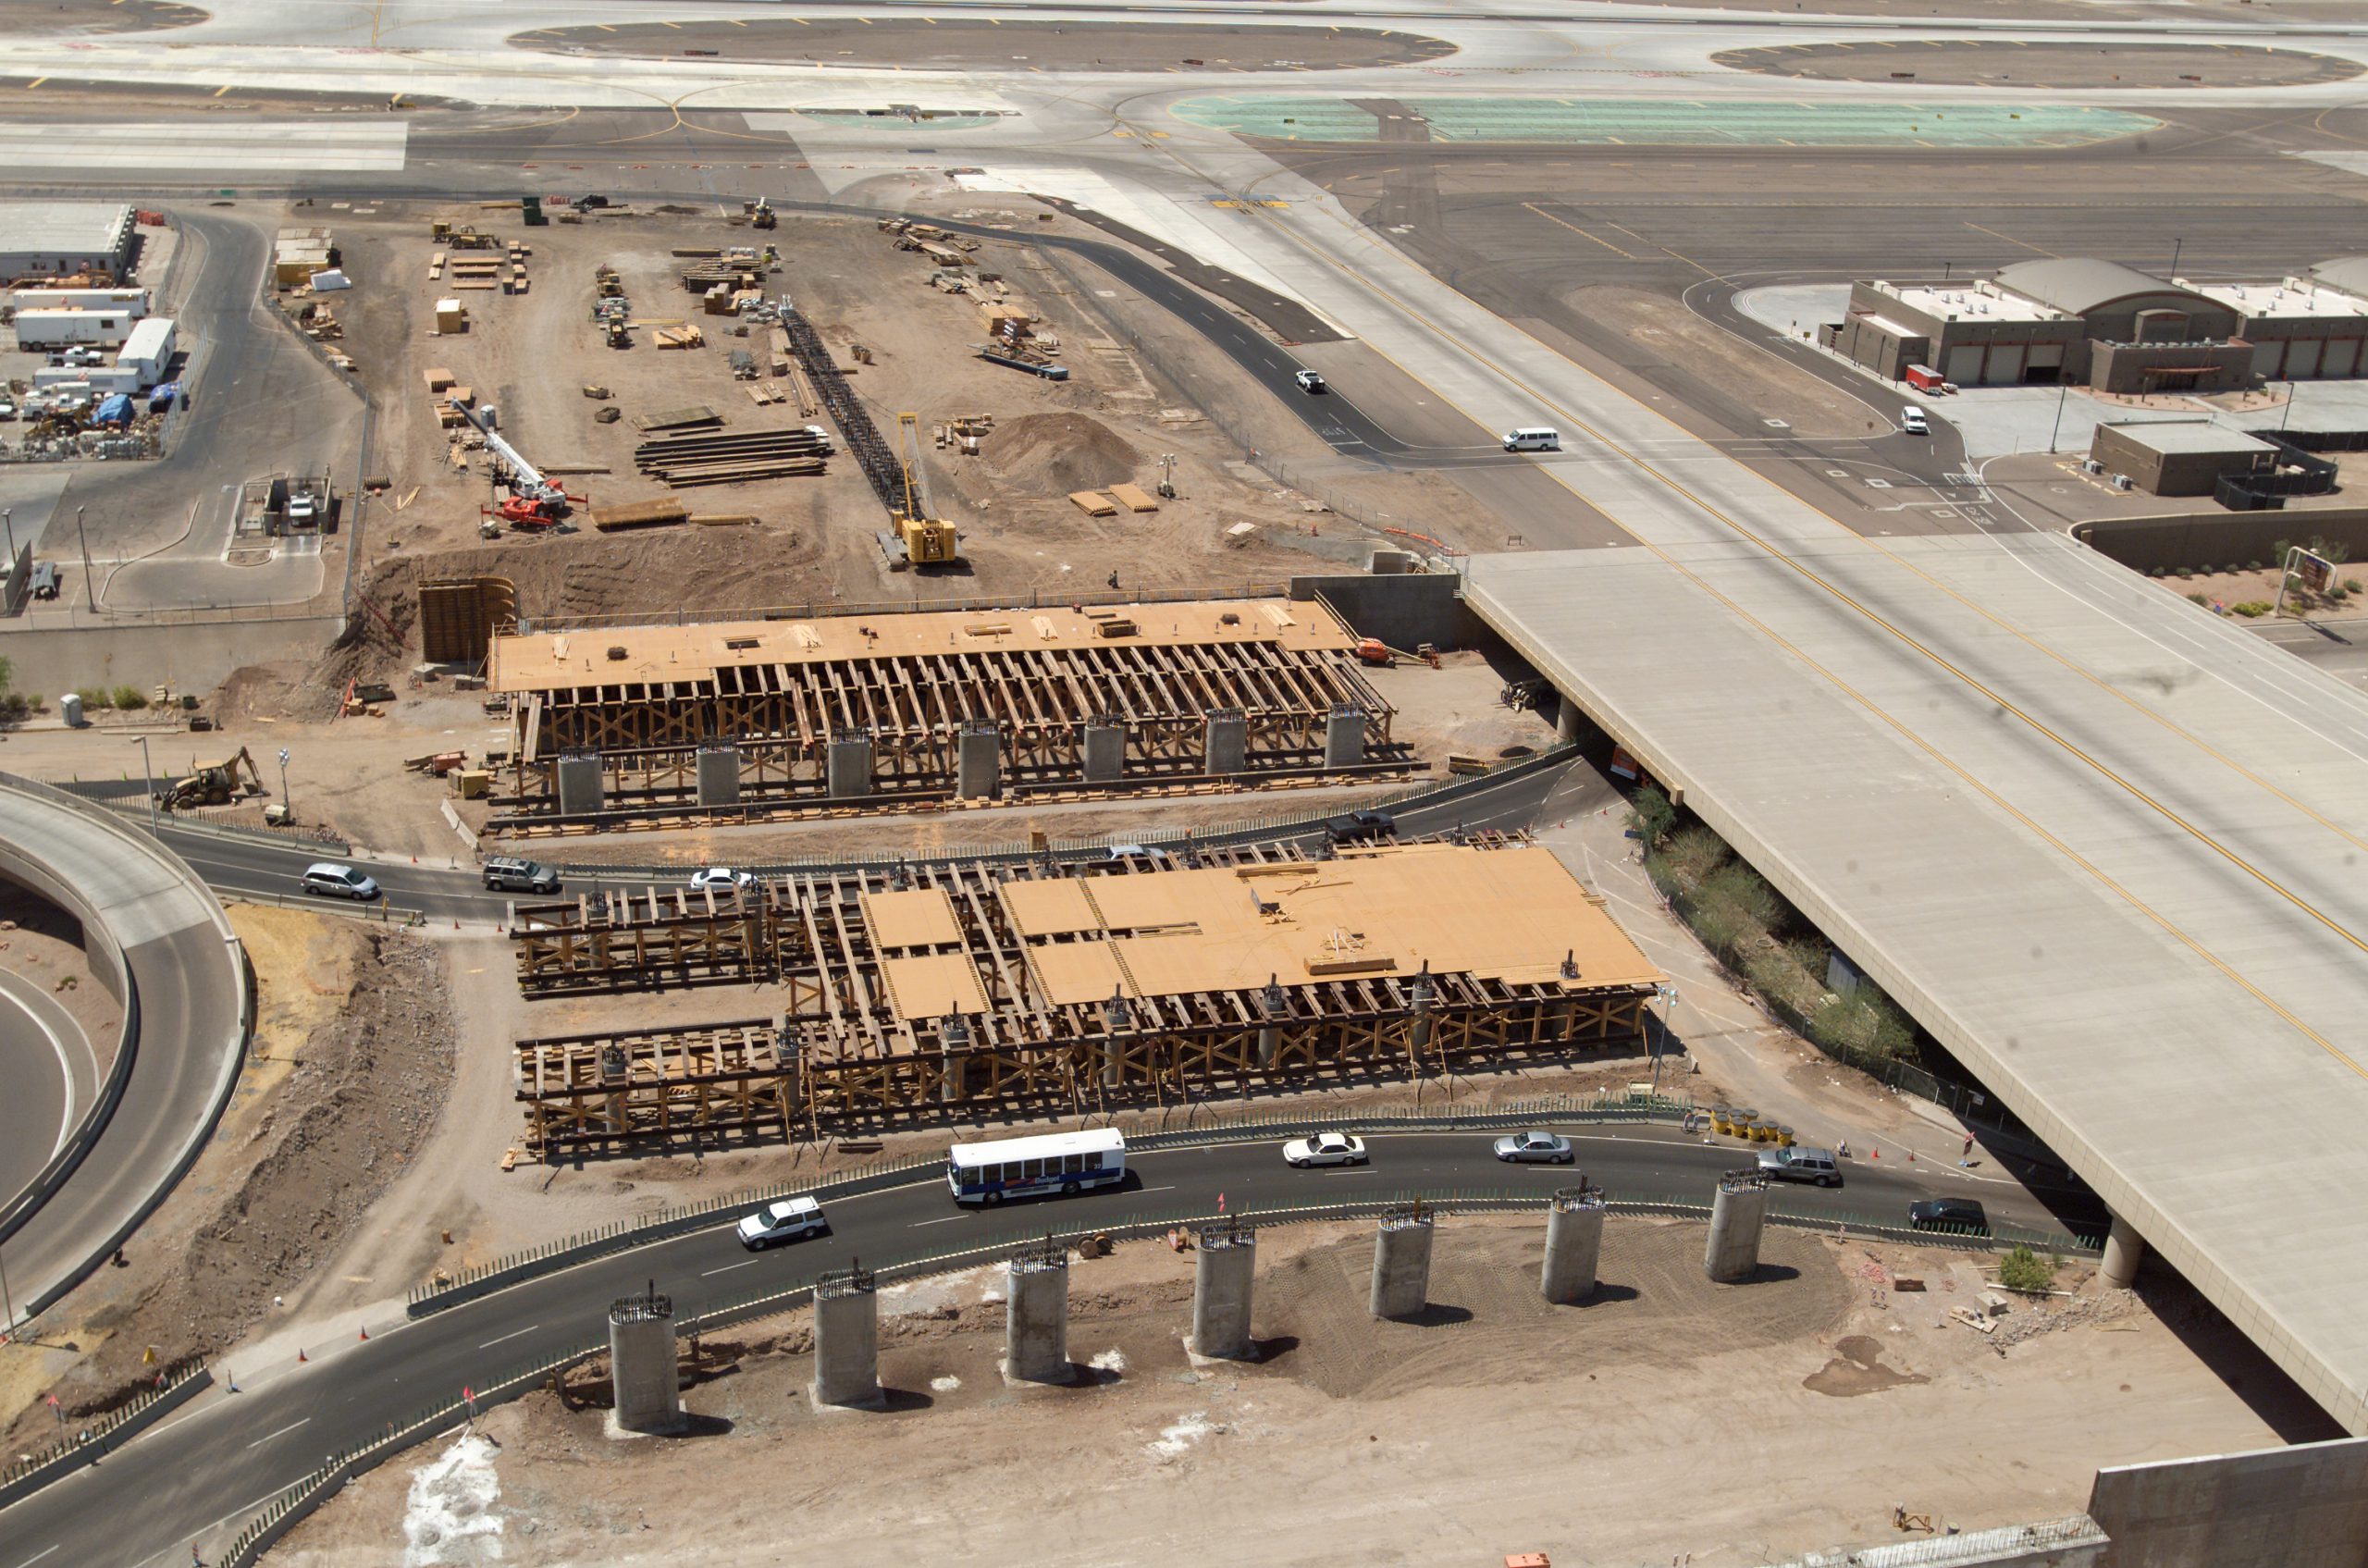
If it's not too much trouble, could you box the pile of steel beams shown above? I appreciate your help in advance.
[634,426,831,488]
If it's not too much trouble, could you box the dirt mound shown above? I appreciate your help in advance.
[986,412,1141,497]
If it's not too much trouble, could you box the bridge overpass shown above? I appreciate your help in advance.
[1465,522,2368,1434]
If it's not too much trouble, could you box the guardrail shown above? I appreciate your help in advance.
[412,1094,1682,1317]
[213,888,425,927]
[0,1359,210,1511]
[230,1184,2096,1566]
[537,742,1577,881]
[524,581,1295,635]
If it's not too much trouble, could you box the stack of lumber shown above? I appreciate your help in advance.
[680,261,764,292]
[635,426,832,488]
[653,325,705,350]
[590,498,690,533]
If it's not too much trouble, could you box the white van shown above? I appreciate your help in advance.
[1503,427,1560,452]
[1900,407,1930,436]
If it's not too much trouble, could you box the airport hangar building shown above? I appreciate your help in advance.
[1828,257,2368,393]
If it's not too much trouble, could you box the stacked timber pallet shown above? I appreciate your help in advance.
[681,261,764,292]
[635,427,831,488]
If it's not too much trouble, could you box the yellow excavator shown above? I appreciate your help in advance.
[890,411,961,566]
[157,747,263,810]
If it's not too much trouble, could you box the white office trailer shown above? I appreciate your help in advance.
[11,286,151,315]
[116,316,177,386]
[12,308,139,349]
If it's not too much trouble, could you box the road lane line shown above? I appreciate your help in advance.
[15,1545,60,1567]
[909,1215,964,1227]
[0,978,79,1158]
[475,1324,538,1349]
[700,1258,761,1275]
[246,1417,309,1449]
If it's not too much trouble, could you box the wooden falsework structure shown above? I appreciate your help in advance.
[508,839,1663,1151]
[484,599,1407,821]
[418,576,517,664]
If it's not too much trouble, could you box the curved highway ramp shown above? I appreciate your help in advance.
[0,773,248,1326]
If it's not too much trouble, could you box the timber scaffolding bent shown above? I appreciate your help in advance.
[506,835,1663,1151]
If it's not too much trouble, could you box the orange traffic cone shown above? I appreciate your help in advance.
[1870,1147,1880,1160]
[297,1347,307,1363]
[358,1326,369,1341]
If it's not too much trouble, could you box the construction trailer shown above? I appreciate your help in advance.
[506,839,1662,1150]
[482,598,1409,828]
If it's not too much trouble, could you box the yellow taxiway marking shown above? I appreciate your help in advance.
[1522,202,1634,257]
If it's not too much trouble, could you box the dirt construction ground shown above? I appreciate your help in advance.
[268,1216,2286,1568]
[334,204,1346,638]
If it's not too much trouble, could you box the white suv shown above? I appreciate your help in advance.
[735,1196,827,1250]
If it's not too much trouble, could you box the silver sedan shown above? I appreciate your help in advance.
[1492,1130,1574,1165]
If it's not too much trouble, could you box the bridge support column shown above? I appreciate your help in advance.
[1705,1170,1770,1283]
[1005,1241,1073,1384]
[607,1288,684,1437]
[2101,1213,2145,1290]
[1556,696,1585,743]
[1190,1219,1257,1359]
[556,752,605,816]
[1542,1183,1606,1304]
[696,742,741,807]
[1370,1204,1435,1320]
[812,1265,883,1409]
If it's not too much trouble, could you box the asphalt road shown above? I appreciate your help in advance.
[0,969,92,1209]
[145,750,1579,924]
[0,1124,2059,1568]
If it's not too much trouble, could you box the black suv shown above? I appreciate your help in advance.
[483,857,561,895]
[1323,810,1397,846]
[1906,1198,1989,1234]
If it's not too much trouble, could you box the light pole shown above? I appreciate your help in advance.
[3,507,14,562]
[2282,379,2298,434]
[277,747,290,818]
[0,1240,13,1332]
[133,735,157,830]
[2169,236,2184,279]
[2048,380,2070,454]
[74,505,93,610]
[1651,982,1679,1095]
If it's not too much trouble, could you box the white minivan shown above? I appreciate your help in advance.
[1503,427,1560,452]
[1900,407,1930,436]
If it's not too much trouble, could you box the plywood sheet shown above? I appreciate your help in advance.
[862,886,962,949]
[1024,942,1128,1008]
[997,877,1104,940]
[880,954,989,1021]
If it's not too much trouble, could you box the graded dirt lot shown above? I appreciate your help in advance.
[330,204,1341,633]
[524,19,1455,73]
[0,907,455,1456]
[1713,40,2363,90]
[267,1216,2288,1568]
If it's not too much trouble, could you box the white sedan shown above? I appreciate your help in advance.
[1283,1132,1369,1168]
[688,866,756,893]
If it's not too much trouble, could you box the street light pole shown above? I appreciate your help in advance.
[74,505,93,610]
[134,735,157,831]
[2170,236,2184,278]
[2282,379,2298,434]
[1651,982,1678,1095]
[0,1240,13,1332]
[278,747,290,818]
[2048,381,2070,454]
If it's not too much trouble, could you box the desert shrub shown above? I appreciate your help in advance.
[73,686,110,711]
[111,685,147,710]
[2230,601,2273,618]
[1998,1245,2056,1293]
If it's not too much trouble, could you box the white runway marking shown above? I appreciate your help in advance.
[0,121,408,172]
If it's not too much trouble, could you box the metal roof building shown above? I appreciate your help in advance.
[0,202,136,281]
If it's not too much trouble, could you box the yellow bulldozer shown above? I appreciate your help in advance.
[157,747,263,810]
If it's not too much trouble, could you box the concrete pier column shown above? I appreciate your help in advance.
[1100,988,1129,1090]
[956,718,1001,800]
[1324,704,1366,770]
[1705,1170,1770,1283]
[556,751,605,816]
[1190,1219,1257,1359]
[1556,697,1585,742]
[1082,716,1125,784]
[1256,974,1288,1070]
[606,1287,684,1437]
[1370,1204,1436,1320]
[2101,1213,2145,1290]
[1408,964,1436,1059]
[696,742,742,807]
[1203,707,1248,775]
[811,1264,883,1409]
[939,1011,969,1105]
[1005,1240,1072,1384]
[826,727,874,798]
[1542,1184,1608,1303]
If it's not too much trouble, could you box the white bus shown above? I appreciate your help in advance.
[946,1128,1127,1206]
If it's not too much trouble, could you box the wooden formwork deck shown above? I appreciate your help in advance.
[509,838,1662,1151]
[487,599,1406,813]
